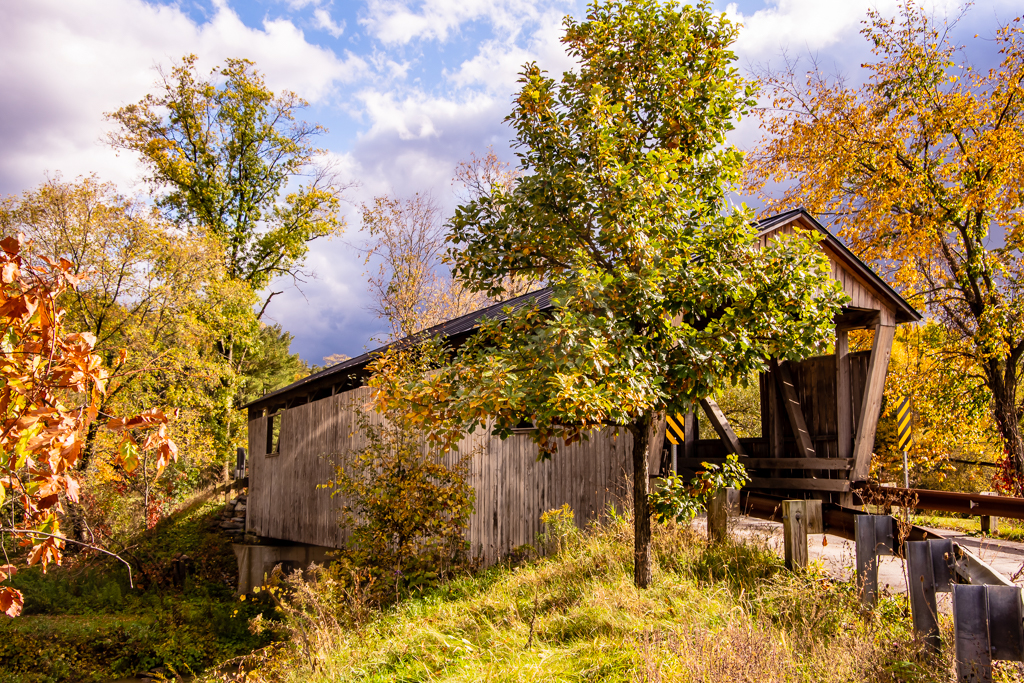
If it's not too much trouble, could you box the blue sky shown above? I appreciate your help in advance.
[0,0,1019,365]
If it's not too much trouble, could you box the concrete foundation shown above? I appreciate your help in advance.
[232,543,333,594]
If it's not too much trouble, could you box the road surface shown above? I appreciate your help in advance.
[718,515,1024,609]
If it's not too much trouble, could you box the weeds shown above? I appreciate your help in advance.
[227,507,955,683]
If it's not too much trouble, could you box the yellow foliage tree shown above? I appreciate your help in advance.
[747,3,1024,487]
[872,323,1001,489]
[1,176,251,536]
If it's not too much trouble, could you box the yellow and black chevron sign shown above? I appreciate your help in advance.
[895,396,913,451]
[665,413,686,445]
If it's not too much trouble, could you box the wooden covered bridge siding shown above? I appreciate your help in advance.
[670,214,912,502]
[247,386,632,565]
[680,351,872,502]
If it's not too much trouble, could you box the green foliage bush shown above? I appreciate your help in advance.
[0,501,276,682]
[649,454,750,524]
[325,409,476,605]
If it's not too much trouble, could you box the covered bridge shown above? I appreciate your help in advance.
[242,208,921,565]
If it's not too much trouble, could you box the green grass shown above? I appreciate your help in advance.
[909,513,1024,541]
[237,514,957,683]
[0,500,276,683]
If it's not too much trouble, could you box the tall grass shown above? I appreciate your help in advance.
[224,509,957,683]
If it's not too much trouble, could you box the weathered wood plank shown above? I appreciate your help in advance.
[837,328,852,462]
[699,398,746,456]
[683,410,698,461]
[677,457,851,470]
[772,359,817,458]
[767,364,784,459]
[851,323,896,481]
[747,477,851,492]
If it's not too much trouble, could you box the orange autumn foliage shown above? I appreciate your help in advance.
[0,235,176,616]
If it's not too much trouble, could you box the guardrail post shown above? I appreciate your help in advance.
[988,586,1024,663]
[954,585,993,682]
[855,515,894,608]
[980,492,998,535]
[707,487,739,543]
[907,540,941,653]
[952,584,1024,682]
[782,500,808,570]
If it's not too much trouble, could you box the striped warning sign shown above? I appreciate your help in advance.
[896,396,913,451]
[665,414,686,445]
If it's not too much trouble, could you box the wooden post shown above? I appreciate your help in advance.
[767,362,784,459]
[782,500,808,570]
[707,488,739,543]
[907,540,941,654]
[683,410,698,461]
[652,413,668,476]
[699,397,746,456]
[981,492,998,535]
[772,359,816,458]
[953,584,992,682]
[836,327,852,461]
[851,323,896,481]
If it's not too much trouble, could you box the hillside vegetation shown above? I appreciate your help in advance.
[233,510,957,683]
[0,496,275,682]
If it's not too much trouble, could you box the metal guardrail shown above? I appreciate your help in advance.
[862,483,1024,520]
[739,490,1012,586]
[739,490,1020,681]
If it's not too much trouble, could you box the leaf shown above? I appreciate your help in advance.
[118,435,140,474]
[0,587,24,617]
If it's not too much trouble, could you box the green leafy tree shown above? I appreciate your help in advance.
[373,0,847,588]
[237,324,309,406]
[107,54,347,307]
[107,55,335,458]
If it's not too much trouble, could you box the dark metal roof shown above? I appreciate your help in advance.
[245,208,922,412]
[243,287,555,410]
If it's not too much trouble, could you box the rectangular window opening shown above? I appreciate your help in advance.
[266,412,282,456]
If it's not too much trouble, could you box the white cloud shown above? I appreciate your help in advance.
[0,0,366,195]
[313,8,346,38]
[446,9,576,98]
[726,0,994,60]
[357,89,497,141]
[726,0,883,58]
[362,0,571,45]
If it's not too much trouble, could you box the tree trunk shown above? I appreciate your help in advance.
[985,356,1024,492]
[631,413,654,589]
[992,386,1024,492]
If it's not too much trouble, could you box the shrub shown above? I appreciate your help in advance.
[325,409,476,605]
[539,504,580,555]
[649,454,749,524]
